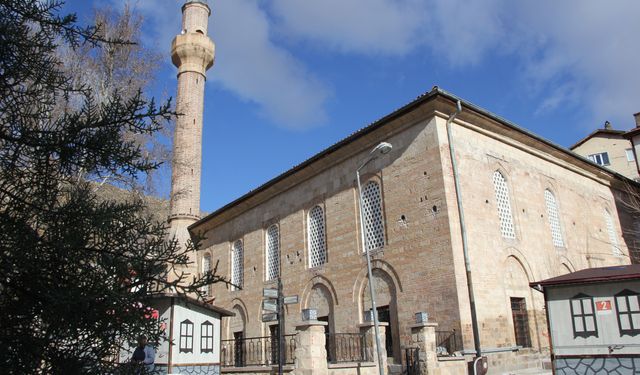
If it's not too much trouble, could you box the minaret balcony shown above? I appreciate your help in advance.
[171,33,215,75]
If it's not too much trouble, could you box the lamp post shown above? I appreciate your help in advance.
[356,142,392,375]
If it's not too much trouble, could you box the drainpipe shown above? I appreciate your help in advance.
[445,100,482,358]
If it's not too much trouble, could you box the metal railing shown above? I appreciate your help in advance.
[221,334,296,367]
[436,330,462,357]
[325,332,371,363]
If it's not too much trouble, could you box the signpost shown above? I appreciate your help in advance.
[262,278,299,375]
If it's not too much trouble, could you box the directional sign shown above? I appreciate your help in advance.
[262,299,278,312]
[283,295,299,305]
[262,313,277,322]
[263,288,278,298]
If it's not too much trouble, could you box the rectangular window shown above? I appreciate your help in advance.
[201,321,214,353]
[588,152,610,166]
[179,320,194,353]
[627,149,636,162]
[615,290,640,337]
[510,297,532,348]
[570,294,598,338]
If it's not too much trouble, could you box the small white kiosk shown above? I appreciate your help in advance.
[120,293,234,374]
[531,265,640,374]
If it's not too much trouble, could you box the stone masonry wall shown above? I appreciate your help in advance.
[200,113,463,366]
[434,111,631,373]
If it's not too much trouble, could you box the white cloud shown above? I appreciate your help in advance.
[210,0,329,129]
[270,0,428,55]
[270,0,640,129]
[120,0,329,129]
[118,0,640,130]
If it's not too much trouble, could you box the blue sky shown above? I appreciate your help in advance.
[65,0,640,213]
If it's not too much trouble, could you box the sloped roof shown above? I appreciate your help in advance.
[530,265,640,290]
[569,128,626,150]
[150,293,234,316]
[191,86,636,231]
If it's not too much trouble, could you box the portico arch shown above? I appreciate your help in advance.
[355,264,401,364]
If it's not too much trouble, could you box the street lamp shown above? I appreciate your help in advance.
[356,141,392,375]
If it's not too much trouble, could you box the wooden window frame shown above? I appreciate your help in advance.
[179,319,194,353]
[615,289,640,337]
[201,320,214,353]
[570,293,598,339]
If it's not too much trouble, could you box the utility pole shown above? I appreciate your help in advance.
[278,277,285,375]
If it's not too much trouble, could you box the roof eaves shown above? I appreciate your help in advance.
[570,129,627,150]
[191,87,638,231]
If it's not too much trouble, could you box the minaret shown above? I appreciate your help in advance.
[169,0,215,279]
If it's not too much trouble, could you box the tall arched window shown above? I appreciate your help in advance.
[266,225,280,281]
[232,240,244,290]
[362,181,385,252]
[604,209,621,256]
[544,189,564,247]
[493,171,516,239]
[308,205,327,268]
[201,254,211,296]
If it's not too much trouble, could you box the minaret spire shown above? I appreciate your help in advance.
[169,0,215,279]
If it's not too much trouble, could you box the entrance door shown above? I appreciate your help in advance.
[377,305,393,358]
[233,331,244,367]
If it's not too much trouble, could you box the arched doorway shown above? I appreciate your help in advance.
[229,304,247,367]
[306,284,335,360]
[362,268,400,363]
[504,256,534,350]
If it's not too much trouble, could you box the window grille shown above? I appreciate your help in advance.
[615,289,640,337]
[544,190,564,247]
[361,181,385,252]
[308,205,327,268]
[179,319,194,353]
[570,294,598,338]
[510,297,532,348]
[232,240,244,290]
[493,171,516,239]
[604,210,621,256]
[266,225,280,281]
[201,321,214,353]
[201,254,211,297]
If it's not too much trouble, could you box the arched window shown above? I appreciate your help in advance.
[362,181,385,252]
[266,225,279,281]
[201,321,214,353]
[179,319,194,353]
[604,209,621,256]
[544,189,564,247]
[232,240,244,290]
[201,254,211,296]
[493,171,516,239]
[308,205,327,268]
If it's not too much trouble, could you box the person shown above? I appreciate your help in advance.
[131,335,155,373]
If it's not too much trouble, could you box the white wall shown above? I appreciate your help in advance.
[171,300,222,365]
[547,280,640,356]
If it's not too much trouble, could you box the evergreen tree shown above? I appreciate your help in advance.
[0,1,225,373]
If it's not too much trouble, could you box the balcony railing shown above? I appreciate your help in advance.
[435,330,462,356]
[221,334,296,367]
[325,332,371,363]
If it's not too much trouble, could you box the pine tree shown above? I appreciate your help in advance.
[0,1,225,373]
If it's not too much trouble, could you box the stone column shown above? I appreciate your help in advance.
[409,322,438,374]
[359,322,389,372]
[293,321,328,375]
